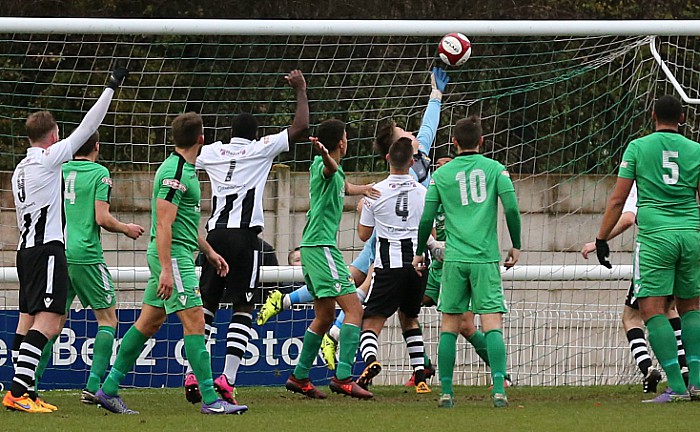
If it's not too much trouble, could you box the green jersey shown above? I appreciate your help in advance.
[427,153,514,263]
[147,152,201,256]
[618,131,700,234]
[300,156,346,247]
[62,160,112,264]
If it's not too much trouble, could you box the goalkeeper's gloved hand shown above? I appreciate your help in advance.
[431,67,450,92]
[107,67,129,90]
[595,238,612,269]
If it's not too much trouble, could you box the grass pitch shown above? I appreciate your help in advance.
[2,385,700,432]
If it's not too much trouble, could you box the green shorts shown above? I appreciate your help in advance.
[633,230,700,300]
[439,261,507,315]
[300,246,356,299]
[424,265,442,306]
[143,253,203,314]
[66,262,116,311]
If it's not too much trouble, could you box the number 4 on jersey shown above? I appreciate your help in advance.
[65,170,78,204]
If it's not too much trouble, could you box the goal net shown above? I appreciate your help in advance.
[0,21,697,389]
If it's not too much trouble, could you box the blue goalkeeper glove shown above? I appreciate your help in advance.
[431,67,449,92]
[107,67,129,90]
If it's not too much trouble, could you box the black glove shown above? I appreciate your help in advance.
[595,238,612,269]
[107,67,129,90]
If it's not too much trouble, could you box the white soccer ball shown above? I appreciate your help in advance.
[438,33,472,67]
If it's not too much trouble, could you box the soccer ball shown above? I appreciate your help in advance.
[438,33,472,67]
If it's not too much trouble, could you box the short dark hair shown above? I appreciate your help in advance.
[287,247,301,265]
[171,112,203,149]
[375,119,396,157]
[388,137,414,170]
[74,130,100,157]
[654,95,683,124]
[316,119,345,152]
[231,113,258,141]
[26,111,57,142]
[453,115,482,150]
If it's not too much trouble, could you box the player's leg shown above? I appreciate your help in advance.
[396,267,430,393]
[357,315,386,390]
[5,244,67,414]
[665,302,688,381]
[436,261,471,408]
[622,296,660,393]
[178,306,248,414]
[216,230,259,403]
[471,262,509,408]
[257,284,313,326]
[636,234,689,401]
[331,290,372,399]
[460,311,490,365]
[671,231,700,398]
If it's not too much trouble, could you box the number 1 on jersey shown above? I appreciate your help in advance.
[65,170,77,204]
[455,169,487,206]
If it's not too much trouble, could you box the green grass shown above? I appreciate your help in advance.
[3,385,700,432]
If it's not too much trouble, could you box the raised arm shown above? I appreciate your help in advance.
[285,70,309,144]
[44,68,128,167]
[415,67,449,155]
[310,137,338,178]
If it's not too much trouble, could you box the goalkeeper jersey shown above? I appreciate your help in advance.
[63,160,112,264]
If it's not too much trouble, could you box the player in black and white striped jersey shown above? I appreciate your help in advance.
[4,67,127,413]
[187,70,308,405]
[355,137,432,394]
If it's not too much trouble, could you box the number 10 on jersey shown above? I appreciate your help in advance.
[456,169,487,205]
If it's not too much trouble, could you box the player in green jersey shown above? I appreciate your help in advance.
[285,119,373,400]
[595,95,700,403]
[59,131,145,403]
[413,115,521,408]
[96,113,247,415]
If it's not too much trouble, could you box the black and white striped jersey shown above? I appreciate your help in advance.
[359,174,427,269]
[11,88,115,250]
[196,130,288,231]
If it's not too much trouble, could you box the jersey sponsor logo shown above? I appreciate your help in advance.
[429,178,435,185]
[162,179,187,192]
[263,136,271,145]
[101,177,113,187]
[620,161,628,168]
[44,297,53,308]
[500,170,510,177]
[219,148,247,157]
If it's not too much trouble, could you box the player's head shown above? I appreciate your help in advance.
[375,119,417,157]
[288,247,301,266]
[316,119,347,155]
[386,137,414,171]
[436,156,453,169]
[172,112,204,150]
[231,113,258,141]
[74,131,100,158]
[26,111,59,148]
[452,115,483,152]
[653,95,684,125]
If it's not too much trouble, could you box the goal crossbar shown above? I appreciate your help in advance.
[2,18,700,36]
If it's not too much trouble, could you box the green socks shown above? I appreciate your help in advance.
[485,329,507,395]
[467,330,490,366]
[337,323,361,380]
[184,334,218,404]
[102,326,149,396]
[293,329,324,380]
[34,336,57,391]
[86,326,116,393]
[681,310,700,388]
[438,331,458,397]
[646,314,686,393]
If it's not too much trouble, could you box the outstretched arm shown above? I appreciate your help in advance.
[415,67,449,155]
[310,136,338,178]
[286,70,309,144]
[345,181,380,198]
[95,200,144,239]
